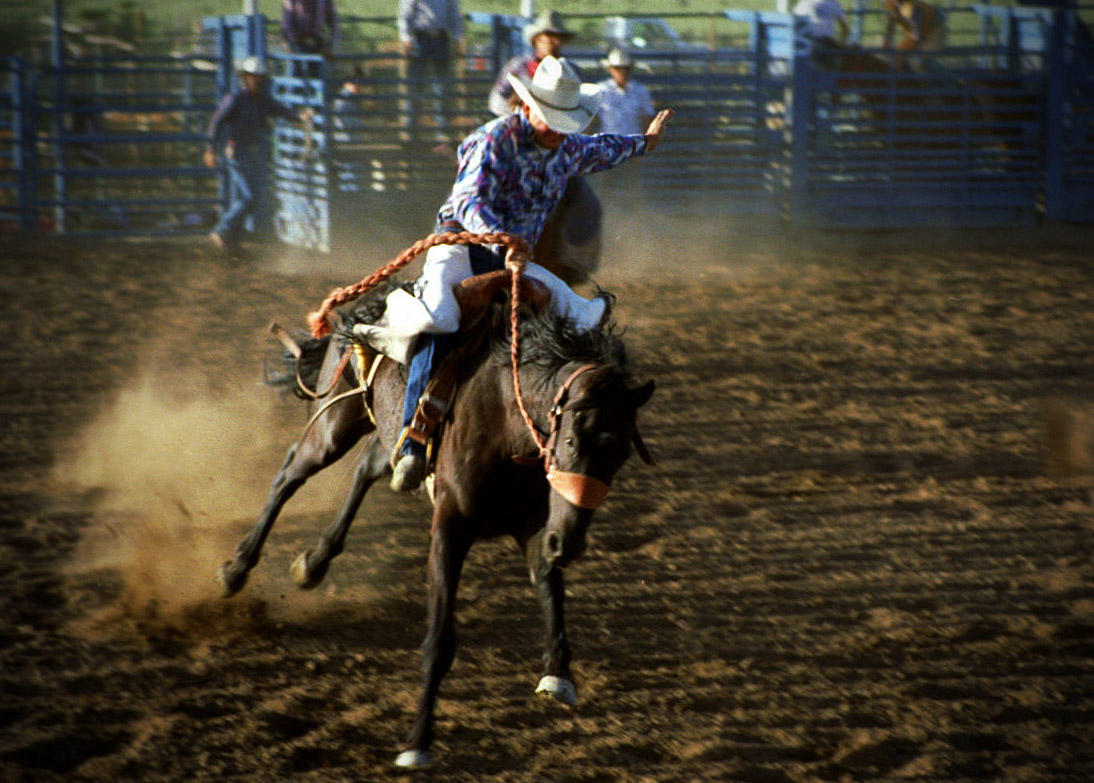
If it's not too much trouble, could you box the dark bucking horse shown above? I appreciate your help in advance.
[217,240,655,768]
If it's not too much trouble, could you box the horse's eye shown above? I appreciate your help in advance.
[564,437,575,447]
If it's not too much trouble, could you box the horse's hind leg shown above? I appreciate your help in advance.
[218,403,371,598]
[291,436,389,589]
[527,536,577,706]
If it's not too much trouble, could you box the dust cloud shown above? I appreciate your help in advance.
[51,360,360,638]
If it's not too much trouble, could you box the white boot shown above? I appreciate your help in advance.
[390,452,427,492]
[352,288,436,365]
[523,262,607,332]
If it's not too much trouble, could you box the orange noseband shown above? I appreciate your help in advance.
[547,468,611,510]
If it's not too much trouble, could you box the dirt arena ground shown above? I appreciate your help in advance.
[1,218,1093,783]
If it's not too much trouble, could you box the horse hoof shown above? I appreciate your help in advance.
[536,675,577,707]
[290,551,324,589]
[217,561,247,598]
[394,749,433,769]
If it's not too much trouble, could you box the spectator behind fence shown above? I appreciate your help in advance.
[793,0,849,64]
[282,0,339,57]
[595,48,654,135]
[204,57,314,253]
[593,48,655,210]
[883,0,946,71]
[488,10,577,118]
[398,0,463,143]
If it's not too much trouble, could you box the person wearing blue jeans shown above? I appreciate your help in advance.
[397,244,500,461]
[217,144,273,245]
[204,57,313,250]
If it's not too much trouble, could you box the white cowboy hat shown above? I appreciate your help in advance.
[238,56,268,77]
[600,48,635,69]
[507,56,601,135]
[523,10,574,46]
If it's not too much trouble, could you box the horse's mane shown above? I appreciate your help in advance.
[265,284,632,405]
[316,282,630,390]
[486,295,631,391]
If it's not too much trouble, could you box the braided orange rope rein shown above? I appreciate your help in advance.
[509,263,548,453]
[307,231,530,338]
[306,231,546,454]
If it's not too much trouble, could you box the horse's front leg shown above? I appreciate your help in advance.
[291,435,389,589]
[396,498,473,769]
[218,397,370,597]
[527,533,577,706]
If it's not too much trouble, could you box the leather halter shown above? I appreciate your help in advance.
[517,363,612,510]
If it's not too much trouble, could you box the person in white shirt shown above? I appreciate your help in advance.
[793,0,849,57]
[595,48,655,135]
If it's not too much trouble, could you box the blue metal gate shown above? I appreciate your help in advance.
[791,47,1047,227]
[1044,9,1094,221]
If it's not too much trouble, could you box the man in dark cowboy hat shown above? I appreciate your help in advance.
[357,56,674,492]
[488,10,577,117]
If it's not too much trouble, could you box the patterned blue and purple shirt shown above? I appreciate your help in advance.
[436,111,646,246]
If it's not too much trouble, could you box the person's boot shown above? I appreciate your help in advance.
[390,451,427,492]
[353,323,418,365]
[352,288,435,365]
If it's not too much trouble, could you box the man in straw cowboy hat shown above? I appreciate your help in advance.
[204,56,313,252]
[489,11,599,284]
[596,48,655,135]
[357,55,674,492]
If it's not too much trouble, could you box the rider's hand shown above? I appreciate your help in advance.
[505,247,532,272]
[644,109,675,153]
[202,147,216,168]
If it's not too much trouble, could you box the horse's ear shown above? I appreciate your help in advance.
[628,380,655,410]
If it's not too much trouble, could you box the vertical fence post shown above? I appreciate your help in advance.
[51,0,67,233]
[753,12,767,78]
[788,36,813,224]
[1006,12,1021,72]
[246,11,267,62]
[1043,10,1068,222]
[490,15,506,77]
[318,54,331,252]
[214,17,233,216]
[13,59,38,231]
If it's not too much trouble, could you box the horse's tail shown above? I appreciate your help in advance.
[264,333,333,401]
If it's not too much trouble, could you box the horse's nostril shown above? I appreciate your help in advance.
[546,532,562,557]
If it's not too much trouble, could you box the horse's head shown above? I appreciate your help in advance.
[542,366,655,568]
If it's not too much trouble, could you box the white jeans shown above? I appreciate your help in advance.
[414,243,605,334]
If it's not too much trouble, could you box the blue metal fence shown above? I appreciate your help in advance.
[37,54,222,236]
[760,6,1094,227]
[791,46,1048,226]
[3,7,1094,240]
[1,57,35,231]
